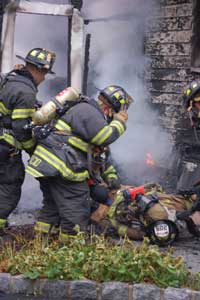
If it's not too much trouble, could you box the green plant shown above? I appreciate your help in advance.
[0,231,200,290]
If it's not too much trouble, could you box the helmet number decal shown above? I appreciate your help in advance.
[154,223,169,238]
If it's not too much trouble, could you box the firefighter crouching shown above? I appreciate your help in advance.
[0,48,56,232]
[91,182,200,246]
[26,85,133,240]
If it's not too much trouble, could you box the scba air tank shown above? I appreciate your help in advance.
[32,86,80,125]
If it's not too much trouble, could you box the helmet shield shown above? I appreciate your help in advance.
[16,48,56,74]
[146,220,178,247]
[99,85,133,112]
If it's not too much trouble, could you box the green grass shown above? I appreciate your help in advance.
[0,231,200,290]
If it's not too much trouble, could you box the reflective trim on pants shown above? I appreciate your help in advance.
[0,218,7,229]
[34,221,51,233]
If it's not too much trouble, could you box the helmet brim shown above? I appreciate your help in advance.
[16,54,55,74]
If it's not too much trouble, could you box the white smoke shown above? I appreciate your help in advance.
[83,0,173,184]
[11,0,173,213]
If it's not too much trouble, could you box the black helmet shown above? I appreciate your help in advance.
[183,80,200,109]
[99,85,133,112]
[146,220,179,247]
[16,48,56,74]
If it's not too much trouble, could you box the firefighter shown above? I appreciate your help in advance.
[183,80,200,128]
[91,182,200,246]
[0,48,56,232]
[26,85,133,240]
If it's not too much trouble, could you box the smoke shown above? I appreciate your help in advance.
[11,0,173,212]
[83,0,173,185]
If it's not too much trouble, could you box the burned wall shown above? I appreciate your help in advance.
[145,0,200,189]
[145,0,194,137]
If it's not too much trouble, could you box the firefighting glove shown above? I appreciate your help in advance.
[113,110,128,123]
[107,178,121,190]
[90,184,110,205]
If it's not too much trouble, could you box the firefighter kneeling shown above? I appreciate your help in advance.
[91,182,200,246]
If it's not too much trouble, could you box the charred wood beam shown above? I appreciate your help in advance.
[67,16,72,87]
[82,33,91,95]
[84,13,134,25]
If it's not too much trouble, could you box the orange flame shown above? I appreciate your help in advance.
[145,153,155,166]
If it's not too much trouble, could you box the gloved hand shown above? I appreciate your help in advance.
[113,110,128,123]
[107,178,121,190]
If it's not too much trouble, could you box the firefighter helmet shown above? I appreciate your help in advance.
[146,220,179,247]
[99,85,133,112]
[16,48,56,74]
[183,80,200,108]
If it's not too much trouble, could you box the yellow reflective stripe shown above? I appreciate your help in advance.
[54,119,71,131]
[91,126,113,145]
[12,108,35,119]
[26,165,44,178]
[68,137,88,152]
[103,165,116,176]
[21,138,35,150]
[110,120,125,136]
[0,101,11,114]
[106,174,118,179]
[35,221,51,233]
[0,133,22,149]
[35,145,89,181]
[118,225,128,237]
[0,218,7,229]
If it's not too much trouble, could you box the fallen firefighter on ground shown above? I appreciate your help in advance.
[90,182,200,246]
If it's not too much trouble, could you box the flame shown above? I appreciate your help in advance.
[145,153,155,166]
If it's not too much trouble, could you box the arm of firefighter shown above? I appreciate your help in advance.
[68,103,126,147]
[101,162,120,189]
[11,94,36,152]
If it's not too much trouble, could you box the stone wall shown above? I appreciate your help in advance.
[1,275,200,300]
[145,0,194,139]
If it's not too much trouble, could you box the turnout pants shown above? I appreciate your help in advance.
[37,177,91,235]
[0,152,25,228]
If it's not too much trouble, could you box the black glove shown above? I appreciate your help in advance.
[90,184,110,204]
[32,124,52,140]
[107,178,121,190]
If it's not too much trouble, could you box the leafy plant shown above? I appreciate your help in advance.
[0,231,200,290]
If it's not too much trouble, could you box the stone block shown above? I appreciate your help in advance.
[70,280,97,300]
[163,287,192,300]
[147,16,192,32]
[39,279,69,299]
[160,0,192,5]
[193,291,200,300]
[159,4,192,18]
[102,282,129,300]
[0,273,11,293]
[10,275,34,294]
[145,43,190,56]
[150,56,190,69]
[147,31,191,44]
[133,284,161,300]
